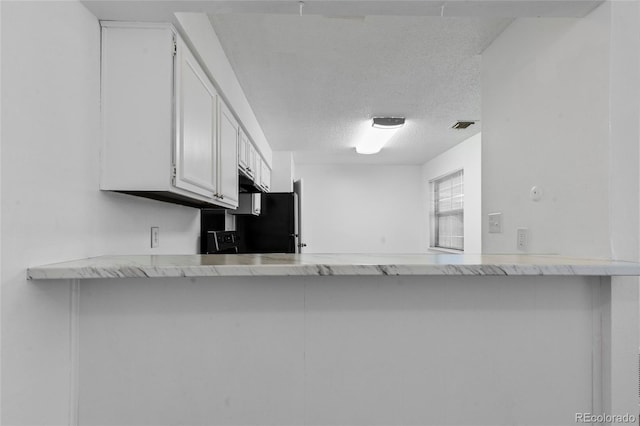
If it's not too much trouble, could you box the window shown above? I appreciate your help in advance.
[430,170,464,251]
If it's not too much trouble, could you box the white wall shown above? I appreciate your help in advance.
[608,0,640,263]
[481,5,612,257]
[604,1,640,414]
[482,4,640,412]
[422,133,482,253]
[1,2,201,424]
[294,164,423,253]
[0,0,3,421]
[271,151,295,192]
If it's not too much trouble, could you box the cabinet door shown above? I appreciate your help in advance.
[101,24,175,191]
[260,159,271,192]
[218,99,239,208]
[238,129,248,172]
[174,38,217,198]
[247,143,257,179]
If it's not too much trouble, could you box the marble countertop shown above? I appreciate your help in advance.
[26,253,640,280]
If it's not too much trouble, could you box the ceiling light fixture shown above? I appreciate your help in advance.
[355,117,405,155]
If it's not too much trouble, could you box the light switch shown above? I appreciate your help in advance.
[488,212,502,233]
[517,228,529,250]
[151,226,159,248]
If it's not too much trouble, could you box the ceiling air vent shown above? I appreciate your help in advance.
[452,121,475,129]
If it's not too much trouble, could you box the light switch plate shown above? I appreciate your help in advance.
[151,226,159,248]
[517,227,529,250]
[488,213,502,233]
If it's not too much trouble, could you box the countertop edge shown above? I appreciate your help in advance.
[26,254,640,280]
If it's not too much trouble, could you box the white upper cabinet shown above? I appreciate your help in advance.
[100,22,239,209]
[174,36,217,198]
[238,129,249,172]
[238,127,271,192]
[259,158,271,192]
[247,142,258,180]
[217,99,239,207]
[252,156,271,193]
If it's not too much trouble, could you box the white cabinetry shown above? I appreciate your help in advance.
[230,193,261,216]
[247,143,258,180]
[259,158,271,192]
[238,129,260,183]
[217,100,239,207]
[100,22,238,209]
[238,129,249,173]
[174,36,217,199]
[238,137,270,193]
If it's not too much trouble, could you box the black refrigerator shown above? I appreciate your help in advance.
[235,192,299,253]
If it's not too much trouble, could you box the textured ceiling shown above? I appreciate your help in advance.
[209,14,511,164]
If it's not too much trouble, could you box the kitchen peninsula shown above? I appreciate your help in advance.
[28,254,640,425]
[26,253,640,279]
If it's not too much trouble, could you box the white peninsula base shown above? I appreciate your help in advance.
[28,255,640,425]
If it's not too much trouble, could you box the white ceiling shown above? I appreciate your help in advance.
[82,0,603,165]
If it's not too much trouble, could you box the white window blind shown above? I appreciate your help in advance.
[431,169,464,251]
